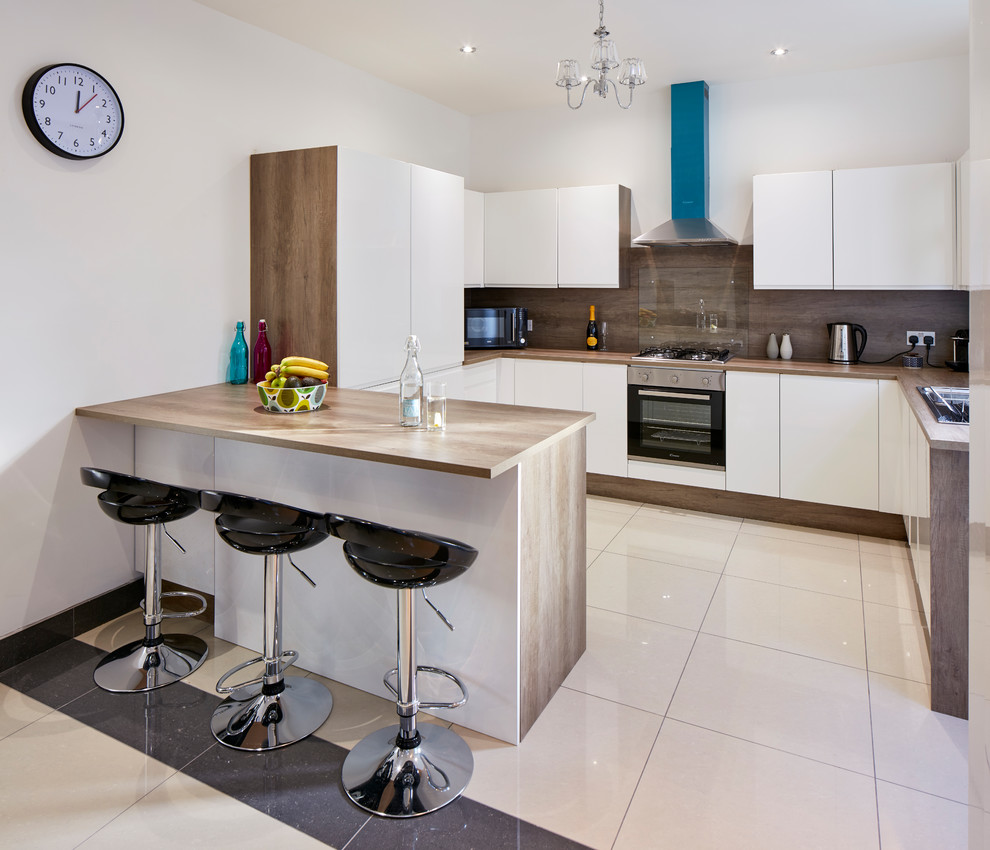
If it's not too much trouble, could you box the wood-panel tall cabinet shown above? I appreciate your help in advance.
[251,145,464,389]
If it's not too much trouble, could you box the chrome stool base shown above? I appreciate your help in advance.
[93,633,209,693]
[342,723,474,817]
[210,675,332,751]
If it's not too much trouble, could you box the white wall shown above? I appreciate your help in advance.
[0,0,469,639]
[469,55,969,244]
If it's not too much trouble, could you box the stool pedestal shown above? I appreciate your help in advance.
[94,523,208,693]
[342,587,473,817]
[211,552,332,751]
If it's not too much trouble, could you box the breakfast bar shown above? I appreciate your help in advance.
[76,383,593,743]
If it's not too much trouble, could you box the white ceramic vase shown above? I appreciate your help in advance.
[766,333,779,359]
[780,333,793,360]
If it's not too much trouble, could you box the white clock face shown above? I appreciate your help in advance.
[23,64,124,159]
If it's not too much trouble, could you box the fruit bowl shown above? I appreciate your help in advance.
[257,381,326,413]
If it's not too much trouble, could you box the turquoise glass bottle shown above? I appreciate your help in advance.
[229,321,249,384]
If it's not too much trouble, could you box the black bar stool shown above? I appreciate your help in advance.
[199,490,333,751]
[80,467,209,693]
[326,513,478,817]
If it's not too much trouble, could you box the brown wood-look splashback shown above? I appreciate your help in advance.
[466,245,969,364]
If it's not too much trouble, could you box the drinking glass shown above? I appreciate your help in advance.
[709,313,719,333]
[597,320,608,351]
[426,381,447,430]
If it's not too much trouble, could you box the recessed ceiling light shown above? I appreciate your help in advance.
[770,47,789,57]
[460,45,477,54]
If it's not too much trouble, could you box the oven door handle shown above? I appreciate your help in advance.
[638,389,711,401]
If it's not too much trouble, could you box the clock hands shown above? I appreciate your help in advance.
[75,92,98,113]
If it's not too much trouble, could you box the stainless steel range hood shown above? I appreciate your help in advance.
[634,81,737,248]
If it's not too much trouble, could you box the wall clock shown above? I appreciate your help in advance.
[22,63,124,160]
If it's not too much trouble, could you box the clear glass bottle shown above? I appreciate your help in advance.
[251,319,272,383]
[399,335,423,426]
[229,321,249,384]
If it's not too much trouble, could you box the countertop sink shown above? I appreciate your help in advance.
[918,386,970,424]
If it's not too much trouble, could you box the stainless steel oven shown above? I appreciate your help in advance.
[627,365,725,468]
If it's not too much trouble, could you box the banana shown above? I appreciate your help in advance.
[282,365,329,380]
[265,370,277,382]
[281,356,328,371]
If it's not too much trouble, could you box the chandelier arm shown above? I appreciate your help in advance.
[566,80,594,110]
[611,79,635,110]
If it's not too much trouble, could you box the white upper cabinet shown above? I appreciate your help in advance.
[484,189,558,287]
[753,171,833,290]
[753,163,955,290]
[483,184,629,288]
[558,185,626,288]
[464,189,485,289]
[411,164,464,374]
[833,163,954,290]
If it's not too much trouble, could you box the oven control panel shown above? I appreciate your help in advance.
[627,366,724,391]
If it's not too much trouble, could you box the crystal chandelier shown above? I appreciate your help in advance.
[556,0,647,110]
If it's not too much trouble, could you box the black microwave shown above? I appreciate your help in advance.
[465,307,528,349]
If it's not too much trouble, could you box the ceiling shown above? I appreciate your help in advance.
[193,0,968,116]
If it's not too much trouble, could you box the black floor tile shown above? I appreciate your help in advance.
[346,796,594,850]
[59,680,220,770]
[183,734,369,848]
[0,610,74,674]
[0,639,103,709]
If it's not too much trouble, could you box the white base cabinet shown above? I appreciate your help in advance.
[725,371,780,497]
[779,375,879,511]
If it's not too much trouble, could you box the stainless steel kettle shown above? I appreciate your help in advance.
[827,322,868,364]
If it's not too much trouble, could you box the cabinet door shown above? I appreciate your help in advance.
[725,371,780,497]
[779,375,879,510]
[582,363,627,476]
[513,360,583,410]
[411,165,464,374]
[484,189,557,287]
[878,379,905,515]
[833,163,954,290]
[336,149,411,388]
[753,171,833,290]
[464,189,485,289]
[558,185,621,288]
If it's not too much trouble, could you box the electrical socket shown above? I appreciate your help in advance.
[906,331,935,345]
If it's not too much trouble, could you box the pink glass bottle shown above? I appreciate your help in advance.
[252,319,273,383]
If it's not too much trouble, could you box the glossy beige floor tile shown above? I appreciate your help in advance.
[0,711,175,847]
[456,687,661,850]
[614,719,880,850]
[0,683,53,740]
[739,519,860,551]
[702,576,867,668]
[586,495,641,516]
[562,607,696,714]
[604,513,736,573]
[861,553,921,611]
[77,768,327,848]
[587,507,632,550]
[178,633,262,695]
[635,503,744,533]
[875,780,969,850]
[668,634,874,774]
[860,536,913,561]
[724,534,863,600]
[587,547,601,568]
[863,602,931,684]
[869,672,968,803]
[587,551,721,630]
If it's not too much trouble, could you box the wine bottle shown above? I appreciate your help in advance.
[228,321,248,385]
[251,319,272,383]
[586,306,598,351]
[399,335,424,427]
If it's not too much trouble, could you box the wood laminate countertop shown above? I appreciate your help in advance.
[76,383,594,480]
[467,348,970,451]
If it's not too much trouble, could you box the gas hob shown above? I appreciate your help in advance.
[631,345,734,364]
